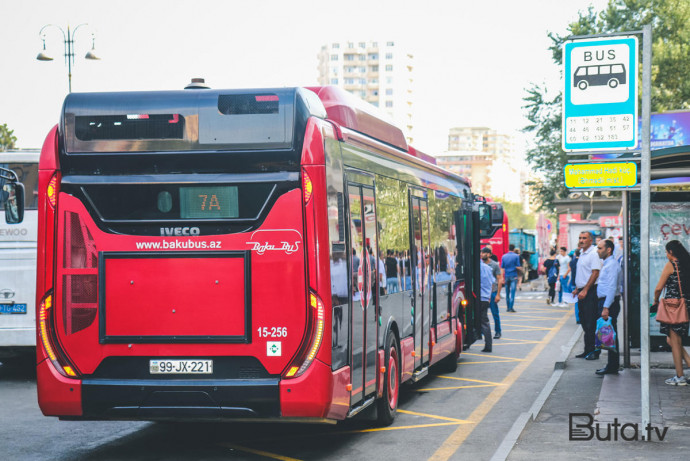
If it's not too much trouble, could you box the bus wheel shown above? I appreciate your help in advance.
[438,342,459,374]
[608,78,619,88]
[577,80,588,90]
[377,331,399,426]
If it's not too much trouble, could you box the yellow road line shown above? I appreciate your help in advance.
[497,337,541,343]
[458,359,523,365]
[436,375,504,386]
[500,323,555,330]
[416,384,498,391]
[462,352,523,361]
[348,422,463,433]
[492,341,542,346]
[398,409,471,423]
[221,443,302,461]
[428,309,572,461]
[505,316,563,321]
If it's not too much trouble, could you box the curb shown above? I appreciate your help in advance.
[490,327,583,461]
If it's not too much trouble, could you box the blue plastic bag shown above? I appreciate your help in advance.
[595,317,616,351]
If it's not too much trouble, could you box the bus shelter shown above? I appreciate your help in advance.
[626,145,690,353]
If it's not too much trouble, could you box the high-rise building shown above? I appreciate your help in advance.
[317,40,414,141]
[434,151,493,196]
[448,127,514,156]
[439,127,529,208]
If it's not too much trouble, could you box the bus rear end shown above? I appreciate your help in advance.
[36,87,338,421]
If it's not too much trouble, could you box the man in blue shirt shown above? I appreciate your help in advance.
[595,239,621,375]
[501,244,520,312]
[479,254,496,352]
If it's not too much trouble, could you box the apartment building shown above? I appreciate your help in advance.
[317,40,414,141]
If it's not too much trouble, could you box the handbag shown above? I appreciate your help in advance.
[595,317,616,351]
[656,261,690,325]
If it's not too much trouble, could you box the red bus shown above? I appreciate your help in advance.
[35,85,492,425]
[480,201,508,261]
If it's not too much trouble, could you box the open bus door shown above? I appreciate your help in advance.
[462,201,493,347]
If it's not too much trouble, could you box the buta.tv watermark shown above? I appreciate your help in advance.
[569,413,669,441]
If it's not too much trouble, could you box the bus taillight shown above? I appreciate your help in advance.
[285,290,325,378]
[302,170,313,205]
[63,212,98,335]
[47,174,58,209]
[38,292,77,378]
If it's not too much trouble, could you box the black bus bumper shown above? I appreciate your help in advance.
[75,378,280,420]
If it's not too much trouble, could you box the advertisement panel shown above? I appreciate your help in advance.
[649,202,690,336]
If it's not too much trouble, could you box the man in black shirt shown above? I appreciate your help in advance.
[385,249,399,293]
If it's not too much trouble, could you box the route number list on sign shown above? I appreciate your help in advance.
[565,114,634,145]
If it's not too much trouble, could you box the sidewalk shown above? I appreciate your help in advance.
[507,332,690,460]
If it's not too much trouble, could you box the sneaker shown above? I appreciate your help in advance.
[665,375,687,386]
[494,333,501,339]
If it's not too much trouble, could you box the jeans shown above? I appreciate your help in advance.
[490,290,501,335]
[386,278,399,293]
[597,296,620,370]
[558,275,570,303]
[505,276,518,311]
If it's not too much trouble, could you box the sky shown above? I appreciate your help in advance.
[0,0,611,153]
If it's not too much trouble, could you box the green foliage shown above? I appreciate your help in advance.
[523,0,690,211]
[500,201,536,230]
[0,123,17,150]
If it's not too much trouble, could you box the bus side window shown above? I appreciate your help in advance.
[611,64,625,74]
[600,65,611,75]
[575,67,587,76]
[587,66,599,75]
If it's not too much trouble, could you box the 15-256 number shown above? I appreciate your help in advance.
[257,327,287,338]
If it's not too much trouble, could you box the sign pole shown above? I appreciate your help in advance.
[639,23,652,431]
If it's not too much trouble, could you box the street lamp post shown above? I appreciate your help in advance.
[37,24,100,93]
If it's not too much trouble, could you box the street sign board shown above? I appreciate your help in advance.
[563,36,638,152]
[564,161,638,188]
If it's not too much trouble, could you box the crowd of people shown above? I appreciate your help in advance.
[479,231,690,386]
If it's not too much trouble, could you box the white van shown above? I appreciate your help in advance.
[0,150,39,358]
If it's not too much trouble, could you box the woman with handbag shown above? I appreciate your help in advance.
[653,240,690,386]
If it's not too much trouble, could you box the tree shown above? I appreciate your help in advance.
[523,0,690,211]
[0,123,17,150]
[500,201,537,230]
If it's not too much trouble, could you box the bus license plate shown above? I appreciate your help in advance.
[149,359,213,374]
[0,304,27,315]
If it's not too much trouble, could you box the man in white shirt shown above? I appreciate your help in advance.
[573,231,602,359]
[556,247,571,307]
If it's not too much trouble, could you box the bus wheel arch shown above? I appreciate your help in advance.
[376,329,400,426]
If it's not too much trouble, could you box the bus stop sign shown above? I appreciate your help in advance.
[563,36,638,152]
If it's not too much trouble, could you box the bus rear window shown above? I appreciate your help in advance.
[218,94,279,115]
[75,114,184,141]
[82,183,274,221]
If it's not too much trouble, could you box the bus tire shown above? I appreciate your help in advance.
[438,342,459,373]
[577,80,588,90]
[377,331,399,426]
[608,78,619,88]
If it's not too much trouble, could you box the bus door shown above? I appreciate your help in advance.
[347,182,379,406]
[410,193,431,369]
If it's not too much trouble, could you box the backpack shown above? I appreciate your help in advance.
[547,260,559,283]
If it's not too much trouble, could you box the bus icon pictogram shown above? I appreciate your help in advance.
[574,63,626,90]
